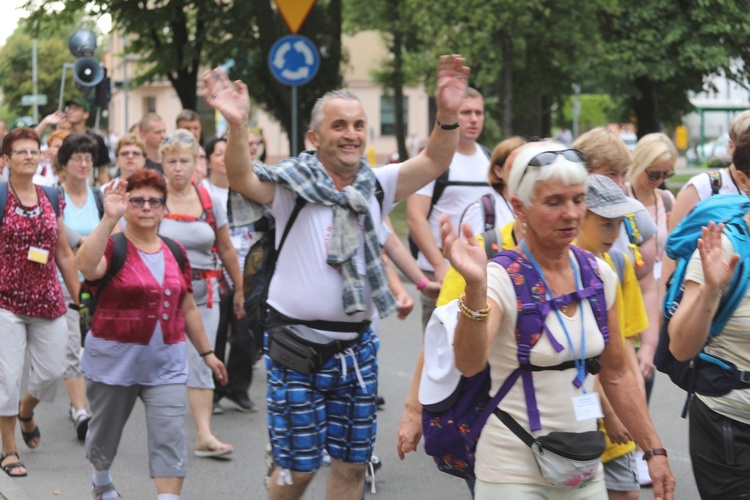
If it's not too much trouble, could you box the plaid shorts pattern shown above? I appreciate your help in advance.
[265,329,379,473]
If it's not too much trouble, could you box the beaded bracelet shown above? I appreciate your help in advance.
[458,294,490,321]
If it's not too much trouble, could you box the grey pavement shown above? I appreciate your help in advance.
[1,280,700,499]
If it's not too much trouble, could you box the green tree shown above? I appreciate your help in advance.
[0,20,95,120]
[596,0,750,137]
[344,0,423,160]
[25,0,345,153]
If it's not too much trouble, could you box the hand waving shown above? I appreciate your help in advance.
[698,222,740,294]
[101,179,129,220]
[440,213,487,287]
[434,55,470,119]
[203,68,251,127]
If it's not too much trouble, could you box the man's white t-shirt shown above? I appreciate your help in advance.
[459,192,515,237]
[266,163,400,341]
[414,147,492,271]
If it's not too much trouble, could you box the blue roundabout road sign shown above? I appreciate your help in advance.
[268,35,320,86]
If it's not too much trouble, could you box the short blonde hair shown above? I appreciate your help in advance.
[729,110,750,143]
[572,127,630,174]
[115,133,146,157]
[159,129,199,160]
[628,133,678,183]
[508,142,588,206]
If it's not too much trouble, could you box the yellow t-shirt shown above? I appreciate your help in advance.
[436,221,517,307]
[599,251,648,463]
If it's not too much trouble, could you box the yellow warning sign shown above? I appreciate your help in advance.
[675,126,688,150]
[274,0,316,34]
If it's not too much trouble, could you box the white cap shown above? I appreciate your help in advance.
[418,300,463,407]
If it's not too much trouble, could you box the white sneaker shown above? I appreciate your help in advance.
[321,449,331,465]
[635,450,653,486]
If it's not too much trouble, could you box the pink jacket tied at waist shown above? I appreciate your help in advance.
[90,237,193,345]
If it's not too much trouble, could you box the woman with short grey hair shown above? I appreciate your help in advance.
[441,142,675,499]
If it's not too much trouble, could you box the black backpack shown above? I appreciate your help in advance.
[408,144,492,258]
[77,232,186,343]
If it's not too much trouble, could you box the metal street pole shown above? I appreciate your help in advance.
[291,86,298,156]
[32,38,39,124]
[123,35,130,134]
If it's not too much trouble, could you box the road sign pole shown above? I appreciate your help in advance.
[292,86,298,156]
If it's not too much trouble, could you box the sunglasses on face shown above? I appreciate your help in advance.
[518,149,587,185]
[646,170,674,181]
[128,196,165,209]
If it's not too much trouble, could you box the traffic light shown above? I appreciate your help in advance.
[94,69,111,108]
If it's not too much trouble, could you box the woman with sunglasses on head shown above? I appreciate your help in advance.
[0,128,80,478]
[157,129,243,459]
[440,141,675,499]
[77,169,227,499]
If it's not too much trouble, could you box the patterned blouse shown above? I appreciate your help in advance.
[0,186,67,319]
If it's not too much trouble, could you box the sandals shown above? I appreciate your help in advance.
[194,440,233,458]
[17,405,40,449]
[92,481,122,499]
[1,451,27,477]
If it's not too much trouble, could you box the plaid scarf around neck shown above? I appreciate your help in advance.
[254,152,397,318]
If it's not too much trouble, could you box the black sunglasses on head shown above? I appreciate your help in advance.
[518,149,587,185]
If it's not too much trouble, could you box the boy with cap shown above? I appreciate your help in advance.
[64,97,111,185]
[577,174,649,500]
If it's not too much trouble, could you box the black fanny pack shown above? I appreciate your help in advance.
[266,309,370,375]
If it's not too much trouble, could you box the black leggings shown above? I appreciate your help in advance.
[213,286,259,399]
[689,397,750,499]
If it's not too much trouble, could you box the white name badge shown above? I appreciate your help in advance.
[572,393,604,422]
[27,246,49,265]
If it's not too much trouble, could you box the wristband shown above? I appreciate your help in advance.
[436,119,459,130]
[199,350,214,358]
[643,448,668,461]
[416,277,430,291]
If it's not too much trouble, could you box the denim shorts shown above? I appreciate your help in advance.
[265,328,379,473]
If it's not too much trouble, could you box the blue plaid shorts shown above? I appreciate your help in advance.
[265,329,379,473]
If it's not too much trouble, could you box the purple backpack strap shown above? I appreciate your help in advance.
[468,367,521,441]
[570,246,609,344]
[489,248,609,431]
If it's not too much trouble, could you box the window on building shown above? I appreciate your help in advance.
[380,95,408,136]
[143,96,156,114]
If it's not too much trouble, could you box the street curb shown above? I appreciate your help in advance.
[0,471,34,500]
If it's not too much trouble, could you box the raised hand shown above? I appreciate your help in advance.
[203,68,251,127]
[43,110,67,127]
[101,179,128,220]
[434,54,470,120]
[698,222,740,294]
[440,213,486,287]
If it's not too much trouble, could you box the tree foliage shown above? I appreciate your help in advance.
[0,16,99,121]
[24,0,345,152]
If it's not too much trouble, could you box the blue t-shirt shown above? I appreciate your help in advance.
[63,185,100,237]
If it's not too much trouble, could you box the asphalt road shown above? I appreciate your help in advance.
[1,280,700,499]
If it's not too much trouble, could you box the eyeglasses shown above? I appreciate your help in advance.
[69,155,94,165]
[646,170,674,181]
[128,196,165,209]
[162,135,195,145]
[119,150,144,158]
[518,149,587,185]
[11,149,41,157]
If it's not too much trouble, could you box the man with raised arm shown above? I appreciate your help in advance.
[204,54,469,500]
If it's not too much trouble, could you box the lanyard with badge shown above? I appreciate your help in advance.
[10,181,49,265]
[520,240,603,422]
